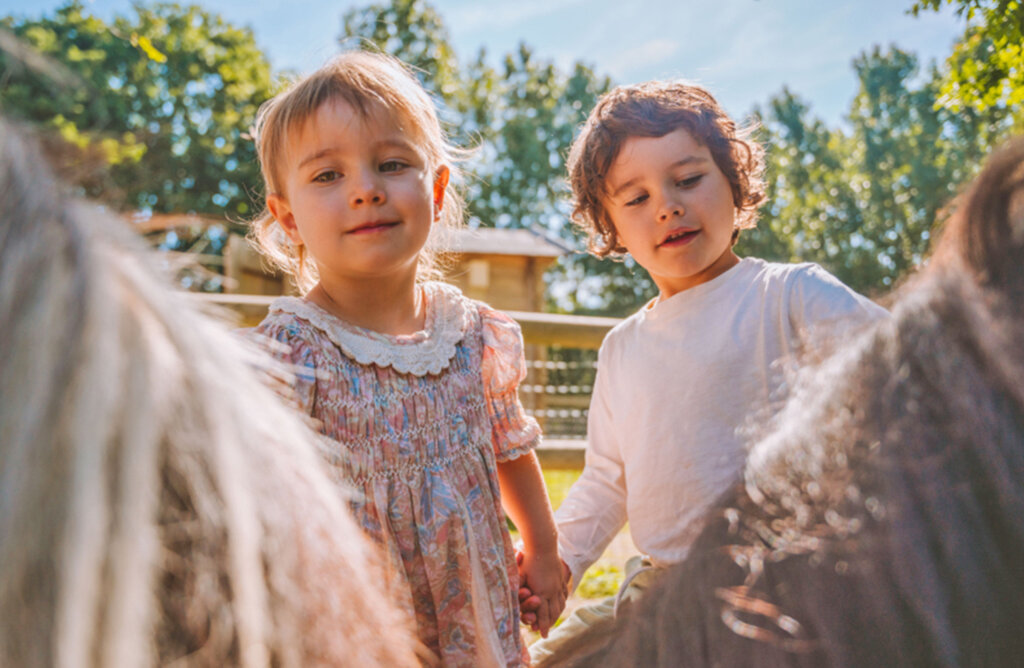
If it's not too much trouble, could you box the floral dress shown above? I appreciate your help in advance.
[252,281,540,667]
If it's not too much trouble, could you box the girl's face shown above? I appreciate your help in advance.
[267,99,446,288]
[602,127,739,300]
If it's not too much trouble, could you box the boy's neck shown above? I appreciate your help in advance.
[653,250,742,304]
[307,274,425,336]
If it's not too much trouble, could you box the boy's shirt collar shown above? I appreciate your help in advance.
[643,256,755,319]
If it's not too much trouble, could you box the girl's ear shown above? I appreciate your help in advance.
[267,193,303,245]
[433,166,450,221]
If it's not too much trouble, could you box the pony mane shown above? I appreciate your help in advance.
[0,122,422,666]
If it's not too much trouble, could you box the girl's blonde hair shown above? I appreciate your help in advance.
[250,50,465,293]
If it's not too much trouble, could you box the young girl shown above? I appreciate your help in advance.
[248,51,566,667]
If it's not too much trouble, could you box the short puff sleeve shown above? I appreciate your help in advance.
[479,305,541,462]
[246,316,319,417]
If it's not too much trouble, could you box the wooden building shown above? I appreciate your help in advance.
[223,226,570,313]
[435,227,569,312]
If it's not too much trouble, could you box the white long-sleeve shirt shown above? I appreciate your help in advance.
[556,258,888,587]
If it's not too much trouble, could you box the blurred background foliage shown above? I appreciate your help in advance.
[1,0,1020,309]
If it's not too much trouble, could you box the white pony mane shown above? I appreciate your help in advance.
[0,122,420,666]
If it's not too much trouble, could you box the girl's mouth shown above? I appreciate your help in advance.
[349,220,399,234]
[659,228,699,247]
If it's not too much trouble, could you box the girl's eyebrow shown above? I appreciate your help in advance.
[608,155,708,199]
[296,139,419,169]
[374,137,426,162]
[298,147,337,169]
[374,137,418,152]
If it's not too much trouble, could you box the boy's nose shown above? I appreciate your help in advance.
[657,204,684,222]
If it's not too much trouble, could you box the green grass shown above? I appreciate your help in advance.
[543,468,581,511]
[575,563,623,599]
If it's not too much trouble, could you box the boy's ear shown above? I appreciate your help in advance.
[433,165,450,221]
[266,193,303,246]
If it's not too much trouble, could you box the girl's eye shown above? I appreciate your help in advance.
[313,170,339,183]
[625,193,648,207]
[380,160,407,173]
[677,174,703,188]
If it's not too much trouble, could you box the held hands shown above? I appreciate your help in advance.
[516,551,571,637]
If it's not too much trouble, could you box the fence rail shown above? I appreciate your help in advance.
[195,293,619,470]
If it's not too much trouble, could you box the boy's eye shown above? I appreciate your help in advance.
[624,193,648,207]
[380,159,407,173]
[312,170,340,183]
[677,174,703,188]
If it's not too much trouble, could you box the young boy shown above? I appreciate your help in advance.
[523,81,887,662]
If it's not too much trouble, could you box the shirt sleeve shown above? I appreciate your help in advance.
[789,264,890,348]
[479,305,541,462]
[553,344,629,590]
[245,316,318,417]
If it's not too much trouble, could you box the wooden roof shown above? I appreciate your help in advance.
[128,213,574,259]
[439,227,572,257]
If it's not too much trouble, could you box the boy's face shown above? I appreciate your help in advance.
[603,128,739,301]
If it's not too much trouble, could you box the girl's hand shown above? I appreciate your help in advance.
[516,551,540,628]
[517,549,570,637]
[517,553,571,631]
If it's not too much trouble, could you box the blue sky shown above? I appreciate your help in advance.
[2,0,965,125]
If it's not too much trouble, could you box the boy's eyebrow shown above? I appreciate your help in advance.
[608,156,709,199]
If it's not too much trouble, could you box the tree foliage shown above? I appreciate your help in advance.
[911,0,1024,122]
[2,0,1015,307]
[340,0,461,103]
[0,1,277,218]
[742,46,1010,295]
[342,0,1021,305]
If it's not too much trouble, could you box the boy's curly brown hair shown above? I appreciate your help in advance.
[567,81,766,257]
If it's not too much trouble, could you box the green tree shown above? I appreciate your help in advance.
[0,1,278,219]
[340,0,461,106]
[846,47,981,285]
[742,90,869,284]
[748,47,1008,295]
[466,47,602,231]
[911,0,1024,123]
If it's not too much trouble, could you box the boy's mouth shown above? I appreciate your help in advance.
[658,228,699,247]
[349,220,399,234]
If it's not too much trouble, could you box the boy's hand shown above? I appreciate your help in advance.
[516,550,571,636]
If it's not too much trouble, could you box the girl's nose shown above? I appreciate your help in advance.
[349,173,386,207]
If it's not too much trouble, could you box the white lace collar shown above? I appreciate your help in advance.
[269,282,472,376]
